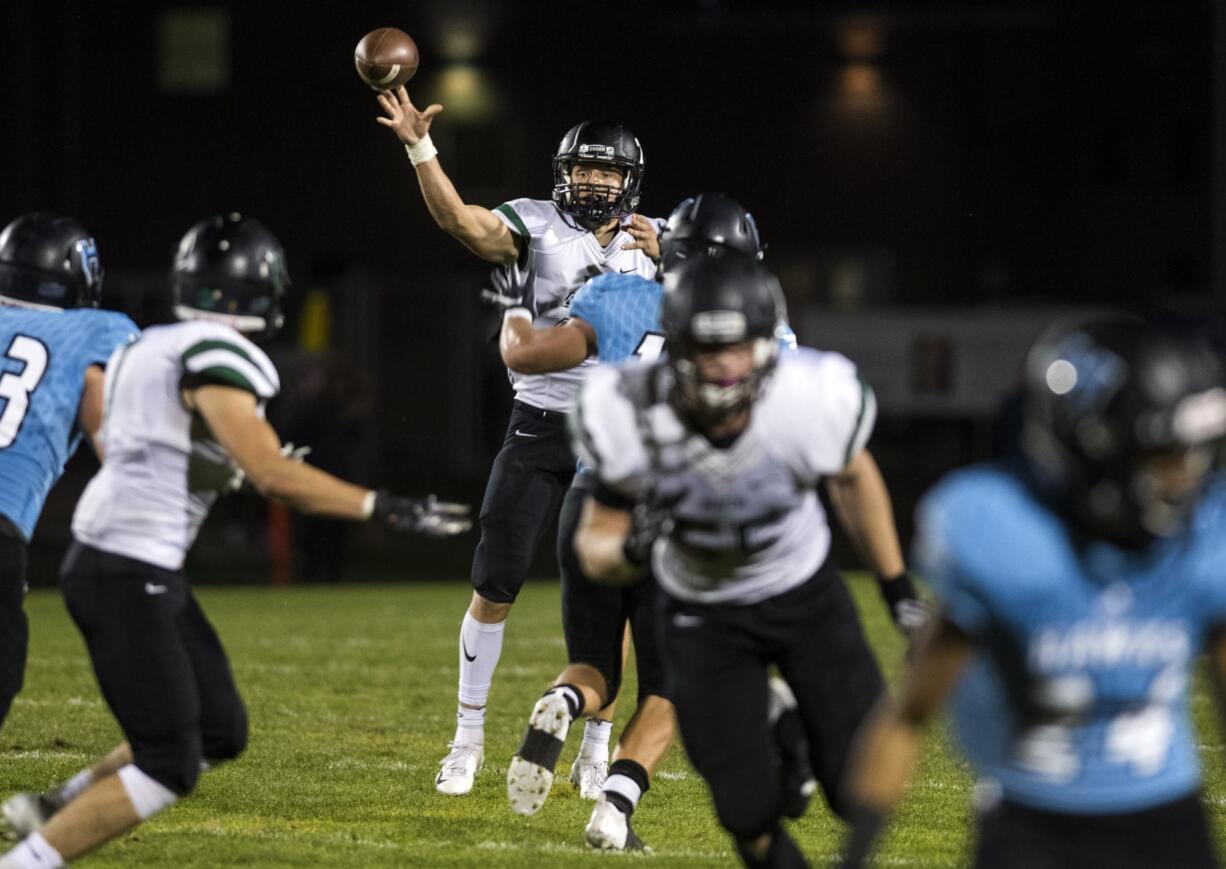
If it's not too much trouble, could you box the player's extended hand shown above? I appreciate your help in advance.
[876,572,930,642]
[622,490,676,568]
[621,214,661,261]
[375,85,443,146]
[372,491,472,537]
[478,266,534,317]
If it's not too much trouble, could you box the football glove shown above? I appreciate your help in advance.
[372,491,472,537]
[876,571,930,639]
[622,496,674,567]
[479,265,534,317]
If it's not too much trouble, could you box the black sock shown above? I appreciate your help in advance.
[735,826,809,869]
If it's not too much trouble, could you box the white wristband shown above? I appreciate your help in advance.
[361,490,377,520]
[405,134,438,166]
[503,307,533,323]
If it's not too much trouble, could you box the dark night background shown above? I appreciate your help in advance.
[2,0,1219,585]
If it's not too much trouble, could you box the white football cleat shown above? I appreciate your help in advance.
[435,742,483,796]
[584,794,649,851]
[1,793,54,841]
[507,690,572,816]
[569,755,608,800]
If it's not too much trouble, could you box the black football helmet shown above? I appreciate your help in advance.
[172,213,289,341]
[0,212,103,309]
[661,256,786,422]
[659,193,763,273]
[552,120,644,230]
[1022,315,1226,547]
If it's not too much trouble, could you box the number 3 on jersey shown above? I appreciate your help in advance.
[633,331,666,363]
[0,335,50,448]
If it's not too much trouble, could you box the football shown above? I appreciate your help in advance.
[354,27,419,91]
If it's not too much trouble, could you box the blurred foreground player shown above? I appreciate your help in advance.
[0,213,137,737]
[503,194,801,850]
[0,214,470,868]
[377,85,661,795]
[572,256,918,868]
[842,316,1226,869]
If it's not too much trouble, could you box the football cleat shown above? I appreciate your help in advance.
[1,793,55,841]
[435,742,484,796]
[569,755,609,800]
[507,690,572,815]
[768,675,817,819]
[584,794,649,851]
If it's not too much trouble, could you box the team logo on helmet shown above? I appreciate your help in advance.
[74,238,102,289]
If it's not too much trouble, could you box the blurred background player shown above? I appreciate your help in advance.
[0,214,470,868]
[376,85,662,796]
[0,213,137,737]
[571,256,921,868]
[841,316,1226,869]
[502,193,794,850]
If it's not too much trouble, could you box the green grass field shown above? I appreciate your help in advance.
[3,575,1225,867]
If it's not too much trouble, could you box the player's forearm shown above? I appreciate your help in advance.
[247,458,372,520]
[845,702,923,812]
[827,457,905,578]
[500,315,588,374]
[413,161,513,263]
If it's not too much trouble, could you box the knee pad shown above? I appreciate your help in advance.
[118,764,179,819]
[202,704,248,764]
[132,730,202,796]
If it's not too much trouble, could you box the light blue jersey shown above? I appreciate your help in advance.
[0,307,138,540]
[569,272,665,364]
[569,271,799,366]
[915,463,1226,814]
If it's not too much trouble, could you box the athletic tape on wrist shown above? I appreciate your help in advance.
[361,490,377,520]
[503,307,533,323]
[405,133,438,166]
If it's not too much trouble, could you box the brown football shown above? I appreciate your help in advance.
[354,27,419,91]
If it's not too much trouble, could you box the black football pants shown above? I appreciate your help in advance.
[659,559,885,841]
[470,401,575,604]
[60,542,247,795]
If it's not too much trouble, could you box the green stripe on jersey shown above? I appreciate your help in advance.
[182,339,257,369]
[494,203,530,239]
[193,365,258,396]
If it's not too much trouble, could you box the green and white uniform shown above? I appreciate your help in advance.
[492,198,660,412]
[72,321,279,570]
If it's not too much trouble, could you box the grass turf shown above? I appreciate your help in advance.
[2,574,1223,867]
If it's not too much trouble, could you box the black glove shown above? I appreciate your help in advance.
[479,265,534,317]
[372,491,472,537]
[622,499,672,567]
[876,571,929,638]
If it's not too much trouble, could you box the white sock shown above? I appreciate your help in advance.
[579,718,612,760]
[1,833,64,869]
[604,773,643,810]
[455,612,505,743]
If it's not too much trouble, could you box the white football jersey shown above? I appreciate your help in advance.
[72,320,280,571]
[492,198,660,412]
[572,348,876,604]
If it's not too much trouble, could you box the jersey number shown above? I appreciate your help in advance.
[0,336,50,449]
[633,332,666,363]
